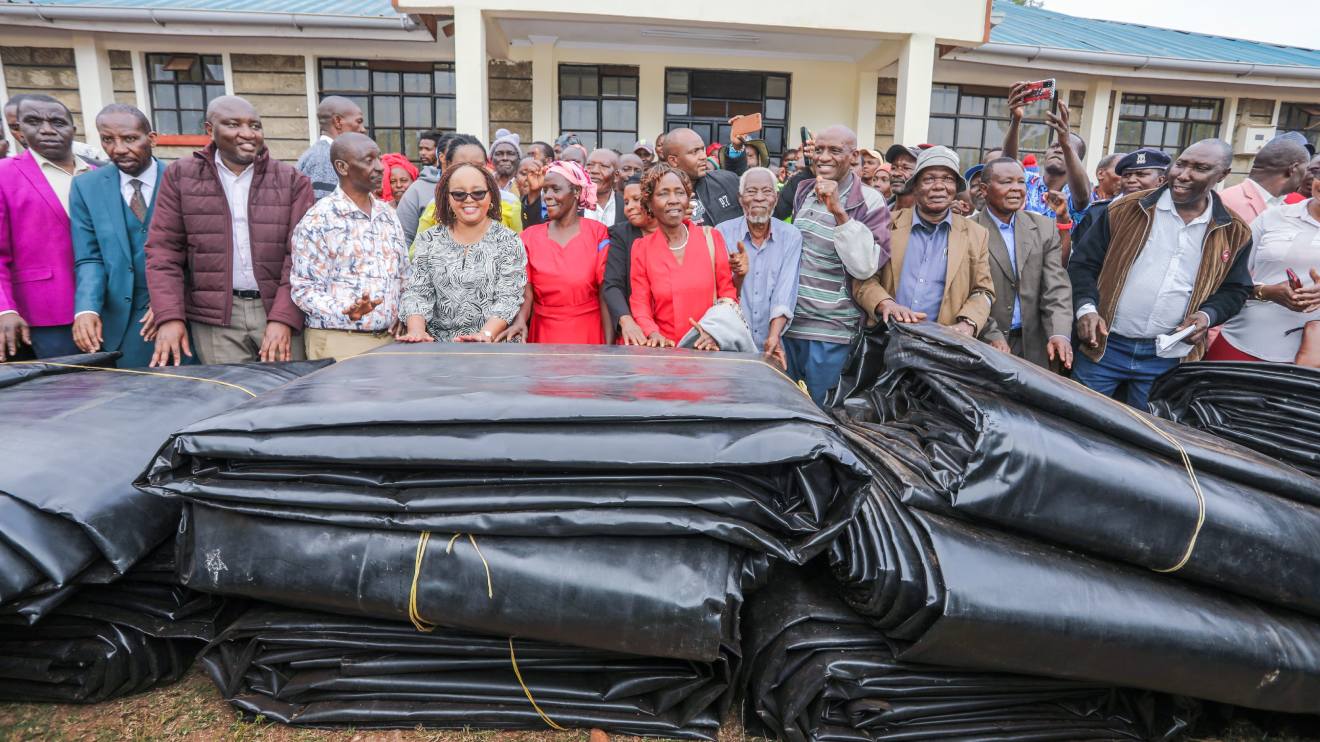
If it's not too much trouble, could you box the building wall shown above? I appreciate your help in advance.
[1230,98,1277,180]
[875,77,897,150]
[231,53,310,163]
[488,59,532,143]
[108,49,135,106]
[1,46,84,133]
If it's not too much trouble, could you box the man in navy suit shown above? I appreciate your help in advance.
[69,104,165,367]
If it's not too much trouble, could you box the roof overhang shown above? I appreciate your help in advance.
[951,42,1320,85]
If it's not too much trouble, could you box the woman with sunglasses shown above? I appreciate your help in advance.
[629,164,737,347]
[398,163,527,343]
[516,160,612,344]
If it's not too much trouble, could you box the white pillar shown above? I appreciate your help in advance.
[855,69,878,151]
[221,52,235,96]
[1106,87,1123,155]
[637,60,665,145]
[528,35,556,143]
[1221,96,1239,147]
[453,6,489,137]
[130,51,151,121]
[304,54,320,144]
[0,52,12,153]
[894,33,934,147]
[1079,78,1112,174]
[71,33,114,145]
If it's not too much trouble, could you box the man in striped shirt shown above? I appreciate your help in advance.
[782,125,891,404]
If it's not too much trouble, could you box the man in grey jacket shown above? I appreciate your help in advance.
[398,130,451,244]
[295,96,364,200]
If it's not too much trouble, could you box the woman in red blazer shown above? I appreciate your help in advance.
[628,165,737,347]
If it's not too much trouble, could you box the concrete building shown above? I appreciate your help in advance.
[0,0,1316,181]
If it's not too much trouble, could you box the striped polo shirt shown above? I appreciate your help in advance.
[784,189,859,344]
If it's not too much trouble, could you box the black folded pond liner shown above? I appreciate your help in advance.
[1149,361,1320,479]
[141,345,870,565]
[743,563,1196,741]
[0,545,232,704]
[200,603,734,739]
[830,322,1320,619]
[0,355,328,613]
[826,477,1320,714]
[177,502,758,661]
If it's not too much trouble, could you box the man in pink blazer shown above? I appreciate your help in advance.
[0,95,95,359]
[1218,136,1309,224]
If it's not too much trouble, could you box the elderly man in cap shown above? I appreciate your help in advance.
[1219,134,1311,224]
[633,140,656,167]
[1074,148,1171,244]
[782,125,890,404]
[884,144,919,203]
[855,146,994,340]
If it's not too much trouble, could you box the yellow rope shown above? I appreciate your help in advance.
[6,361,257,396]
[445,533,494,599]
[408,531,435,632]
[508,637,567,731]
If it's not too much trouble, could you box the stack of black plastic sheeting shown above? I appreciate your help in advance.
[1149,361,1320,478]
[825,323,1320,715]
[140,344,869,735]
[743,563,1197,741]
[0,354,327,702]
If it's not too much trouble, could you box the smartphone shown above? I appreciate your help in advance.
[1019,79,1057,105]
[1288,269,1304,291]
[730,113,762,140]
[800,126,813,166]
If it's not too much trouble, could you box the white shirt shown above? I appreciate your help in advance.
[120,160,158,209]
[31,150,92,214]
[1078,191,1213,338]
[1247,177,1285,210]
[1220,200,1320,362]
[214,152,259,292]
[586,190,616,226]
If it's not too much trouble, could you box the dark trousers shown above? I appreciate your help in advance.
[30,324,79,359]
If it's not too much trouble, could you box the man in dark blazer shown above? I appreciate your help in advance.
[69,104,166,368]
[975,157,1074,370]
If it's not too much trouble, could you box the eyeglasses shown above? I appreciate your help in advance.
[448,189,489,202]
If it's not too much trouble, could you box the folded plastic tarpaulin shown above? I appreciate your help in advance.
[0,355,329,614]
[177,503,759,661]
[141,344,870,564]
[829,322,1320,619]
[827,479,1320,714]
[0,546,231,703]
[743,563,1196,741]
[1149,361,1320,479]
[201,603,734,739]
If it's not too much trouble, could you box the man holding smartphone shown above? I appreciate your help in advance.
[1003,82,1092,227]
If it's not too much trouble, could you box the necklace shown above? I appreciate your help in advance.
[668,226,690,252]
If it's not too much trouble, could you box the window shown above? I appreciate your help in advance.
[928,83,1051,165]
[1279,103,1320,151]
[146,54,224,136]
[1116,94,1222,156]
[558,65,638,153]
[664,69,790,159]
[319,59,455,160]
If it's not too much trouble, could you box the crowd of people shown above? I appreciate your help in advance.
[0,85,1317,408]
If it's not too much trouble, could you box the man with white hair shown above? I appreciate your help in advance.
[715,166,803,368]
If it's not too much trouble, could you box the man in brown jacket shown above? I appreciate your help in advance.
[854,146,994,336]
[147,96,313,366]
[1067,139,1253,409]
[975,157,1074,370]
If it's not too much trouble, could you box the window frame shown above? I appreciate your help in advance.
[145,53,225,142]
[1115,93,1223,156]
[557,64,639,153]
[318,58,456,162]
[1278,102,1320,152]
[663,68,791,161]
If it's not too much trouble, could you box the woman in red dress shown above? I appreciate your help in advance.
[629,165,738,347]
[519,161,611,344]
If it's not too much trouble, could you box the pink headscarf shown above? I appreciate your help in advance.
[546,160,598,211]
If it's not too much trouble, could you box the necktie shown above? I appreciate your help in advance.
[129,179,147,222]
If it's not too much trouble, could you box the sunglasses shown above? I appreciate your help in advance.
[449,189,489,202]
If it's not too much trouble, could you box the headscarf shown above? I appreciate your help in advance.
[379,153,419,204]
[545,160,597,211]
[492,131,522,155]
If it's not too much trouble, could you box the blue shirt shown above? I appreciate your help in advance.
[896,211,951,319]
[1024,171,1086,225]
[987,210,1022,330]
[716,215,802,348]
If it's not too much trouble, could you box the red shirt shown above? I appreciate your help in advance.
[522,218,610,344]
[629,221,738,343]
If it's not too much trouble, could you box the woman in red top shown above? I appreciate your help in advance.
[520,161,611,344]
[629,165,738,347]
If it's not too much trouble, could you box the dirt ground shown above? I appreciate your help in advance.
[0,666,756,742]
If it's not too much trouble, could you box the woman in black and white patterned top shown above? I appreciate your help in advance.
[398,163,527,343]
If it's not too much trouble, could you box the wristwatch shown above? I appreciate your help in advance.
[1252,284,1266,301]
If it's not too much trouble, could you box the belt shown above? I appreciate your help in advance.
[233,289,261,300]
[311,327,393,337]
